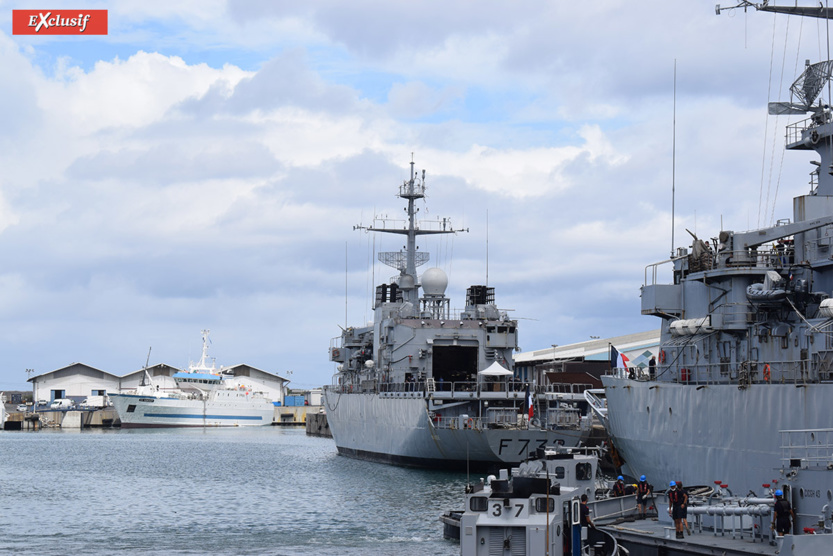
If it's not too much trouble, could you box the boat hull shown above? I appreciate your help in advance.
[323,391,588,471]
[110,393,274,428]
[601,375,833,492]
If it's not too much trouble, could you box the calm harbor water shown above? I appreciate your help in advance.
[0,427,465,555]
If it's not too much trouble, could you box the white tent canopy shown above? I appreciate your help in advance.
[478,361,513,377]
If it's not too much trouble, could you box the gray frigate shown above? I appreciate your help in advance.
[600,2,833,533]
[323,160,592,471]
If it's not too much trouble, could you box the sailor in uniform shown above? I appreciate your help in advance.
[636,475,652,519]
[667,481,687,538]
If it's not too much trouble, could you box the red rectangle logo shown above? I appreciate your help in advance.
[12,10,108,35]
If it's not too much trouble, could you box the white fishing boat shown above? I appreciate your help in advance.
[110,330,274,428]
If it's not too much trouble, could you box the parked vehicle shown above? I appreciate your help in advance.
[80,395,108,409]
[16,404,27,412]
[49,399,74,410]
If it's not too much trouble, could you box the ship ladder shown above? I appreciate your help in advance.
[426,377,436,393]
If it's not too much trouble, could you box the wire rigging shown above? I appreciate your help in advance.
[764,13,791,226]
[759,14,779,228]
[770,15,806,227]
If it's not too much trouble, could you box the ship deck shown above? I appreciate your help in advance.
[601,517,782,556]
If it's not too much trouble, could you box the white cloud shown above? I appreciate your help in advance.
[0,1,824,391]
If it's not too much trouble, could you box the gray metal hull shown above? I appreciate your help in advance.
[324,391,587,470]
[602,375,832,491]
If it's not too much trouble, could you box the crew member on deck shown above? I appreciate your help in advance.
[773,489,794,536]
[677,481,691,535]
[580,493,595,530]
[636,475,653,519]
[612,476,626,497]
[668,481,687,539]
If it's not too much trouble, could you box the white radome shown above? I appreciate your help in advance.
[421,267,448,296]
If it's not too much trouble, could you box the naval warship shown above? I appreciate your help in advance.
[601,2,833,533]
[322,160,592,470]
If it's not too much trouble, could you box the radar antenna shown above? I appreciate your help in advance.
[769,60,833,115]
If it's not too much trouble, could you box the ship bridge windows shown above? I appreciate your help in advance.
[432,346,478,383]
[535,497,556,513]
[470,496,488,512]
[575,462,592,481]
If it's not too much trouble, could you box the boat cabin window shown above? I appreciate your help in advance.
[575,462,591,481]
[535,497,555,513]
[469,496,488,512]
[554,466,565,479]
[126,405,136,413]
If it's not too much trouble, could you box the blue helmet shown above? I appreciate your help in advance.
[640,475,646,482]
[775,489,783,496]
[670,481,676,487]
[617,475,624,481]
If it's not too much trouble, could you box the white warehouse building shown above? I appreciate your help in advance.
[29,362,290,406]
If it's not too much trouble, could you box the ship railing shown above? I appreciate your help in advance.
[584,389,607,414]
[785,115,822,145]
[644,249,794,287]
[542,383,594,395]
[609,359,819,386]
[780,429,833,468]
[644,258,676,286]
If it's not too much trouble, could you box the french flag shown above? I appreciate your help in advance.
[610,345,630,369]
[526,384,533,420]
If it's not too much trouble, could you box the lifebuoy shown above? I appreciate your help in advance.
[658,350,666,364]
[763,364,771,382]
[331,348,340,359]
[468,418,474,429]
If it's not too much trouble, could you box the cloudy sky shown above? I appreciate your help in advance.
[0,1,826,390]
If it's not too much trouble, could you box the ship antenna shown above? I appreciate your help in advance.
[671,59,677,258]
[486,209,489,286]
[345,241,348,328]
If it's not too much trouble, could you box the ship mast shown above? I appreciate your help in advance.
[355,157,463,305]
[716,1,833,19]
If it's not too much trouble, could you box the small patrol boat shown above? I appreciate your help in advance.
[441,446,631,555]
